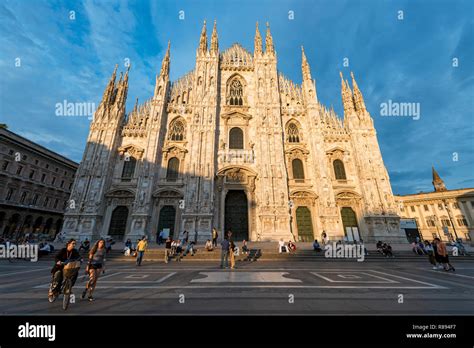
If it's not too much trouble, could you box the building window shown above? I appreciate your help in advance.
[16,165,23,175]
[43,197,49,207]
[423,204,429,212]
[29,170,35,179]
[292,159,305,180]
[22,154,27,161]
[410,206,416,212]
[8,149,14,155]
[441,219,451,227]
[20,192,27,204]
[228,78,243,105]
[452,202,459,209]
[400,206,405,212]
[166,157,180,181]
[121,157,137,181]
[55,167,59,172]
[457,218,468,227]
[6,188,13,201]
[426,219,436,227]
[333,159,347,180]
[287,123,300,143]
[229,127,244,149]
[60,180,64,188]
[35,159,39,165]
[2,161,9,170]
[32,194,39,205]
[54,199,59,209]
[51,177,56,185]
[168,119,185,141]
[438,203,443,210]
[41,173,46,182]
[46,164,49,169]
[68,183,72,190]
[431,232,438,239]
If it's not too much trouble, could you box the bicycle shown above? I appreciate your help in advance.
[48,260,82,310]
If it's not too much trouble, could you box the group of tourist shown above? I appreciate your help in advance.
[278,239,297,253]
[376,241,394,257]
[422,238,455,271]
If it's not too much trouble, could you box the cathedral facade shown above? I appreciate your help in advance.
[62,21,406,243]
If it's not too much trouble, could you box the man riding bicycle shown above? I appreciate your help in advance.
[48,239,82,302]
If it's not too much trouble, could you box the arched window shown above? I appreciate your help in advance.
[287,123,300,143]
[229,127,244,149]
[228,78,243,105]
[333,159,347,180]
[122,156,136,181]
[166,157,180,181]
[168,119,185,141]
[292,159,305,180]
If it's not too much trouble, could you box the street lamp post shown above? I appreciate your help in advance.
[431,215,440,239]
[443,199,459,240]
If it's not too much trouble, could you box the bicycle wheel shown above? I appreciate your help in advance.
[62,279,71,310]
[62,293,70,310]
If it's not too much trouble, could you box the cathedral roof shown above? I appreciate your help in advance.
[123,98,151,137]
[220,43,253,70]
[170,70,194,101]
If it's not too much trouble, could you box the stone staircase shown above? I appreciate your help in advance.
[35,248,472,263]
[33,241,473,263]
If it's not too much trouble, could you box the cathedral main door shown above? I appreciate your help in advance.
[224,190,248,241]
[108,206,129,240]
[157,205,176,239]
[296,206,314,242]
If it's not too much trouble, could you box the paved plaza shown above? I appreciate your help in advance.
[0,259,473,315]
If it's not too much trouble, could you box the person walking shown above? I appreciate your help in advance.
[424,240,437,269]
[434,238,455,271]
[82,238,106,302]
[432,238,443,269]
[212,228,218,248]
[220,237,230,269]
[136,236,148,266]
[229,241,236,269]
[164,236,172,263]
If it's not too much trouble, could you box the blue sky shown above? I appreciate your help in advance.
[1,0,473,195]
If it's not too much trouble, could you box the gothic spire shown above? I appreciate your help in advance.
[101,64,118,106]
[133,97,138,113]
[265,22,274,55]
[432,166,447,192]
[160,41,171,76]
[115,66,130,108]
[350,71,366,113]
[210,20,218,55]
[198,20,208,54]
[340,71,355,116]
[254,21,262,55]
[301,46,311,81]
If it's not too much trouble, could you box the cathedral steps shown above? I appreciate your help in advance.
[35,248,473,262]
